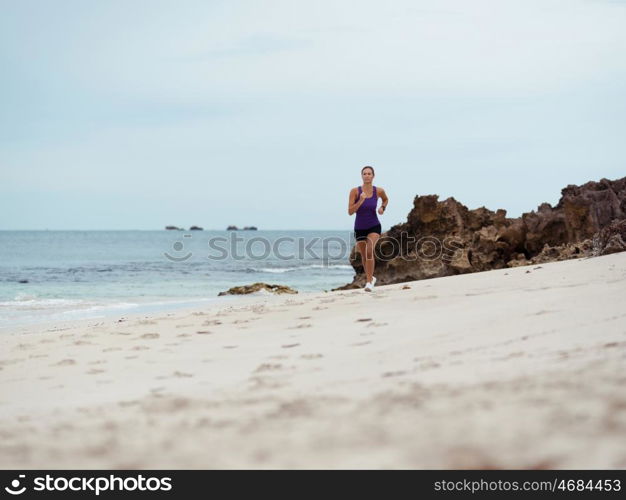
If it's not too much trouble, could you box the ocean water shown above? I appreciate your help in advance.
[0,230,357,328]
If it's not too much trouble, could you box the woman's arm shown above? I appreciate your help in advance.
[378,187,389,214]
[348,188,365,215]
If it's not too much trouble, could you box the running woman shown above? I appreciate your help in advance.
[347,166,389,291]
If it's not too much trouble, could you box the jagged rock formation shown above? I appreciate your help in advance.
[592,219,626,256]
[334,177,626,290]
[218,282,298,296]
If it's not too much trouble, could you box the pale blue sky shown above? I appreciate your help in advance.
[1,0,624,230]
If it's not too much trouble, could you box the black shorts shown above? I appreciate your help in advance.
[354,223,382,242]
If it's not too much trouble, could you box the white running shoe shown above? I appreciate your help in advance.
[364,282,373,292]
[371,276,377,288]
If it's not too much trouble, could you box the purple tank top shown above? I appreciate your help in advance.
[354,185,380,230]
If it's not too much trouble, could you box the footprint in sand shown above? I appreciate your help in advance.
[416,294,438,300]
[176,323,194,329]
[137,319,157,325]
[352,341,371,347]
[356,318,372,322]
[87,368,106,375]
[113,331,132,336]
[176,333,192,338]
[29,353,49,359]
[281,343,300,349]
[203,319,223,326]
[139,333,160,340]
[248,375,286,390]
[284,300,306,306]
[172,371,194,378]
[298,316,312,320]
[73,340,94,346]
[39,338,55,344]
[196,330,213,335]
[54,359,76,366]
[300,353,323,359]
[88,360,107,365]
[382,370,407,378]
[415,359,441,370]
[254,363,283,373]
[102,347,123,352]
[0,359,25,368]
[367,322,389,328]
[223,345,238,349]
[287,323,312,329]
[131,345,150,351]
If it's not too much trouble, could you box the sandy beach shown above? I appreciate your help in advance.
[1,252,625,469]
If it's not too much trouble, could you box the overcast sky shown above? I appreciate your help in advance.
[1,0,624,230]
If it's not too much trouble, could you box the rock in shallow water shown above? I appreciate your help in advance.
[218,282,298,296]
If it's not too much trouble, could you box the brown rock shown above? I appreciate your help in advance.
[592,219,626,256]
[218,282,298,296]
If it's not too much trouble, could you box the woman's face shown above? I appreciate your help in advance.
[361,168,374,183]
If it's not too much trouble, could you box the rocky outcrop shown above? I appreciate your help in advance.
[189,226,203,231]
[218,282,298,296]
[592,219,626,256]
[165,226,184,231]
[334,177,626,290]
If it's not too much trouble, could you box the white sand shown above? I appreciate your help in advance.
[1,252,625,469]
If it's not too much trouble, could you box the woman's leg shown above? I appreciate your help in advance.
[356,240,368,283]
[365,232,380,283]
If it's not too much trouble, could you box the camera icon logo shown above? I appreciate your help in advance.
[4,475,26,495]
[163,234,193,262]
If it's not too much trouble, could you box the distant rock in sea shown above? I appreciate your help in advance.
[218,282,298,296]
[226,225,258,230]
[334,176,626,290]
[165,226,184,231]
[189,226,203,231]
